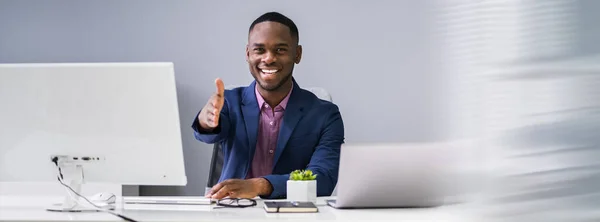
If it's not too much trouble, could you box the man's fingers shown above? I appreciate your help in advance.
[211,98,223,125]
[208,109,219,127]
[228,190,252,199]
[206,182,225,197]
[206,105,218,117]
[212,185,233,199]
[211,96,224,112]
[215,78,225,97]
[202,103,220,128]
[205,116,215,127]
[205,180,234,198]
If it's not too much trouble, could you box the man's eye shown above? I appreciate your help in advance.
[276,48,287,53]
[254,48,265,53]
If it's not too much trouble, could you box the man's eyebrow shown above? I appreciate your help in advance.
[251,43,290,47]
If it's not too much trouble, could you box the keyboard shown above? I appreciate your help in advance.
[123,196,213,205]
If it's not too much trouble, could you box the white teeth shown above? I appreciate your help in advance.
[261,69,278,74]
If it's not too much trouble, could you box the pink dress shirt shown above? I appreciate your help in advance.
[245,84,293,179]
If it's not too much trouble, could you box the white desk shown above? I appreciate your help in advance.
[0,195,482,222]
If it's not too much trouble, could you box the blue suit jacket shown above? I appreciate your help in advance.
[191,80,344,199]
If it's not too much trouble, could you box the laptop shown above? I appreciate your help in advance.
[327,142,453,209]
[123,196,213,205]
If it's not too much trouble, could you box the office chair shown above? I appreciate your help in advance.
[205,86,334,195]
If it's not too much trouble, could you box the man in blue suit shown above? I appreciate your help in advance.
[192,12,345,199]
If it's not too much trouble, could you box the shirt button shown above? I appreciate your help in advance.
[269,121,274,125]
[265,104,269,108]
[269,150,274,154]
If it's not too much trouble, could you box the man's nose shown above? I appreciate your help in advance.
[262,51,276,64]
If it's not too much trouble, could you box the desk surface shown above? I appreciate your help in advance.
[0,195,482,222]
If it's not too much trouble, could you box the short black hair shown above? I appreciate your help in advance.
[249,12,299,43]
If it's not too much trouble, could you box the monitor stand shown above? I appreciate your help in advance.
[46,158,114,212]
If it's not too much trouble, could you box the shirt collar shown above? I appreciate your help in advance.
[255,83,293,110]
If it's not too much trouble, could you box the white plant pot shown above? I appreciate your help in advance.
[286,180,317,203]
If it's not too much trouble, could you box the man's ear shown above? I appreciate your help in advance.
[295,45,302,64]
[245,44,250,62]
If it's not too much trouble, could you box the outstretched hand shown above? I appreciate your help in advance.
[198,78,225,130]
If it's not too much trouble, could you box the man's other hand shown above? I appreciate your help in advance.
[198,78,225,130]
[205,178,273,199]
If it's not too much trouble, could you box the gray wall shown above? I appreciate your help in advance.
[0,0,446,196]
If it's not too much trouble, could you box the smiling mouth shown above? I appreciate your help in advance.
[259,68,280,75]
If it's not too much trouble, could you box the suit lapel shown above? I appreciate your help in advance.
[273,81,305,169]
[241,81,259,166]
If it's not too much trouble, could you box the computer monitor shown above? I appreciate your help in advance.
[0,62,187,211]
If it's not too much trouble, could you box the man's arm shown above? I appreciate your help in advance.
[262,105,344,198]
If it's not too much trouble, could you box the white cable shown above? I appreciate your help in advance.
[53,163,137,222]
[54,164,78,211]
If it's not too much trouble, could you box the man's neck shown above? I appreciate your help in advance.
[258,81,292,108]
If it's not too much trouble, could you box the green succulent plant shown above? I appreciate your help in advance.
[289,169,317,181]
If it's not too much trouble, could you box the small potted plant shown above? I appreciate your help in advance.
[287,169,317,203]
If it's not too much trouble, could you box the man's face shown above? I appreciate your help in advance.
[246,21,302,92]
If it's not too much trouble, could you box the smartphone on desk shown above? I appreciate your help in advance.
[263,201,318,213]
